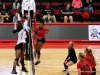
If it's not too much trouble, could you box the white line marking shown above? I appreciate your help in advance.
[22,72,26,75]
[0,66,23,75]
[28,61,30,75]
[16,66,20,75]
[37,66,100,68]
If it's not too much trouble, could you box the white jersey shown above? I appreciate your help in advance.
[22,0,36,14]
[16,29,27,45]
[23,19,30,32]
[23,20,28,28]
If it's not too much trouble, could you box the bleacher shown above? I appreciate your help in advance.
[0,0,100,22]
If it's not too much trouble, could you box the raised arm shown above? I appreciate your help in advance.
[46,29,51,34]
[22,0,24,16]
[33,0,36,14]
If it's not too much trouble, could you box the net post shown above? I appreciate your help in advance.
[32,17,36,75]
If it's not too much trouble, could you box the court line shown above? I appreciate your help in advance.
[37,65,100,68]
[28,61,30,75]
[22,72,26,75]
[16,66,20,75]
[1,65,100,68]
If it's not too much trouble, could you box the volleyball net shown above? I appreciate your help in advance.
[25,10,36,75]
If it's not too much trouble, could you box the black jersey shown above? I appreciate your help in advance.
[66,47,77,63]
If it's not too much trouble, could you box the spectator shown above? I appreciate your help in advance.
[83,0,94,14]
[0,1,2,9]
[72,0,83,11]
[0,12,3,23]
[4,12,12,22]
[12,0,20,9]
[18,7,22,18]
[13,12,21,23]
[42,3,56,22]
[45,13,53,23]
[62,4,73,23]
[0,1,2,5]
[0,4,10,15]
[22,0,36,19]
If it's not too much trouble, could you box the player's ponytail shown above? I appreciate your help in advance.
[86,47,93,55]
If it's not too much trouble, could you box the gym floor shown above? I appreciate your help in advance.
[0,43,100,75]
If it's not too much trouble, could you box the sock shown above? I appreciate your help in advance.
[64,63,66,70]
[67,73,69,75]
[13,66,16,70]
[20,59,25,69]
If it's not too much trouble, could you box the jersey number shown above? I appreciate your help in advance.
[82,64,89,70]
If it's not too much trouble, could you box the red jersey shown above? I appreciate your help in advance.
[85,54,95,69]
[77,60,91,75]
[35,27,49,38]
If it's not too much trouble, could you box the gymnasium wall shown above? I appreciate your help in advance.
[0,23,100,42]
[0,25,88,39]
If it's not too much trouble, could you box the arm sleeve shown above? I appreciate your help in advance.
[66,54,70,59]
[44,28,49,31]
[22,0,24,14]
[77,63,80,69]
[66,50,70,59]
[33,0,36,13]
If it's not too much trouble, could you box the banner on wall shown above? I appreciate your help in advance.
[88,25,100,40]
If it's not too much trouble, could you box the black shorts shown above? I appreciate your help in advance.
[15,43,23,51]
[24,10,34,19]
[91,68,96,75]
[37,38,45,43]
[67,58,77,64]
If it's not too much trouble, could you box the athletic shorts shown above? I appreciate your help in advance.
[37,38,45,44]
[67,58,77,64]
[15,43,23,51]
[91,68,96,75]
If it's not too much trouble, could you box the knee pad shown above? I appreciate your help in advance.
[37,51,41,55]
[15,58,19,62]
[65,65,68,69]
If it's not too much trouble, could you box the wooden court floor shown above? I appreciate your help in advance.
[0,48,100,75]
